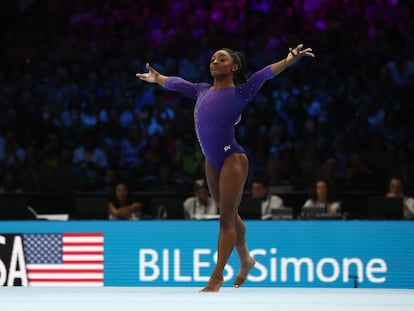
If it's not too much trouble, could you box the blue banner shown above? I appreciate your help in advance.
[0,221,413,288]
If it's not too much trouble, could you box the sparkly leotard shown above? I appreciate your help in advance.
[165,65,275,171]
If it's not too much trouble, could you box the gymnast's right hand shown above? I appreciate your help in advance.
[136,63,159,83]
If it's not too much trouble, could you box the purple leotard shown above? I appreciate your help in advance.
[165,65,275,172]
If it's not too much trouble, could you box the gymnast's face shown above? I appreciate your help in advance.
[209,50,238,79]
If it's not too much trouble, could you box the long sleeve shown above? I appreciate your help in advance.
[165,77,210,100]
[237,65,276,104]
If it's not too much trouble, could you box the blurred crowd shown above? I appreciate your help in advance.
[1,0,414,196]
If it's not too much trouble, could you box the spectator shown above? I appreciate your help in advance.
[140,134,167,189]
[20,145,47,192]
[172,132,204,189]
[38,133,61,190]
[382,51,414,89]
[183,180,218,220]
[385,177,414,220]
[303,178,341,216]
[54,147,87,192]
[119,124,147,169]
[250,175,285,220]
[0,167,22,193]
[0,131,25,168]
[389,147,414,190]
[318,156,343,195]
[344,150,376,189]
[73,130,108,191]
[107,181,142,220]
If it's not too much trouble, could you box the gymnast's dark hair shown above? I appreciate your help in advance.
[221,48,248,85]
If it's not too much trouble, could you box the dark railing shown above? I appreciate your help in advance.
[0,190,394,221]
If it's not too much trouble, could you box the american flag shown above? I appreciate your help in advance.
[22,233,104,287]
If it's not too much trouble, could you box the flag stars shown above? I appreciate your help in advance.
[22,234,62,264]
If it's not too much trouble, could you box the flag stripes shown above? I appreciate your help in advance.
[25,232,104,287]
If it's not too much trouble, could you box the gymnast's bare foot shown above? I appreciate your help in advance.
[200,275,224,292]
[233,256,256,288]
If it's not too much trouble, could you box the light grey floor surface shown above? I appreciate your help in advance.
[1,287,413,311]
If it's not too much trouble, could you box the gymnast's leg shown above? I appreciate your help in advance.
[201,153,249,292]
[233,214,256,288]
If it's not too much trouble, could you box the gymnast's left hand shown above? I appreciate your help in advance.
[136,63,160,83]
[286,44,315,63]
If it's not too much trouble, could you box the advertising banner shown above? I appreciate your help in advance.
[0,221,413,288]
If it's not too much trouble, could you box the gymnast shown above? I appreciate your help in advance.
[136,43,314,292]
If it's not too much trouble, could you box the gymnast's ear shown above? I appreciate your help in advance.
[232,65,239,72]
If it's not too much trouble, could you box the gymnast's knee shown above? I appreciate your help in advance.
[219,209,237,227]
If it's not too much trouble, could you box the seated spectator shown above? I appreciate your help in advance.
[0,167,22,193]
[389,147,414,190]
[173,133,204,190]
[382,52,414,89]
[139,134,165,189]
[303,178,341,216]
[183,180,218,220]
[385,177,414,220]
[250,175,284,220]
[0,130,25,168]
[73,130,108,191]
[107,181,142,220]
[119,124,147,169]
[20,145,48,192]
[344,150,376,189]
[55,147,87,192]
